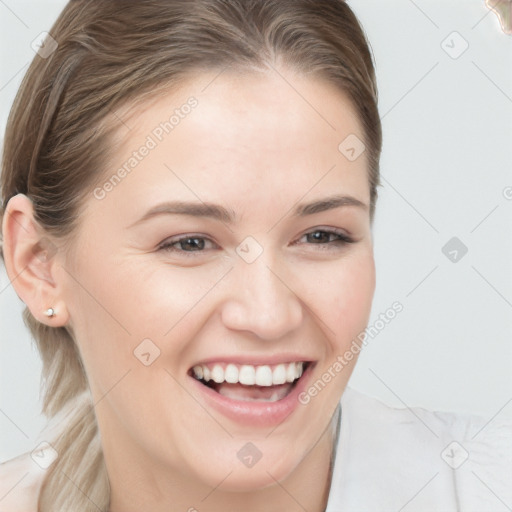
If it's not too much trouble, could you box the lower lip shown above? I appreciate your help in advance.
[188,363,315,427]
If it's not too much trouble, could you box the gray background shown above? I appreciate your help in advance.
[1,0,511,462]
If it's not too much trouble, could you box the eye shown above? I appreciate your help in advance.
[158,235,217,256]
[296,228,355,249]
[158,228,355,257]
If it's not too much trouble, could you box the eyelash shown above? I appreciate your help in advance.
[157,228,355,257]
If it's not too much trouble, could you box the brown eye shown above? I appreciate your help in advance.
[299,229,354,248]
[158,235,217,256]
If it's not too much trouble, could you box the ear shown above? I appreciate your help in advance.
[2,193,69,326]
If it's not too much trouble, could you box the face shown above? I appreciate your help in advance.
[56,67,375,493]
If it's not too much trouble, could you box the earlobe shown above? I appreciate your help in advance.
[2,193,69,326]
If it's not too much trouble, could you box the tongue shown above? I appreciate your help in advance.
[211,382,293,402]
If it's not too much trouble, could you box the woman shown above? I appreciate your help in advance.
[0,0,510,510]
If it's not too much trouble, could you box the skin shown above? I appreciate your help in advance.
[3,66,376,511]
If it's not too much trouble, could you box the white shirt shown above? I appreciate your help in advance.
[326,387,512,511]
[1,387,511,510]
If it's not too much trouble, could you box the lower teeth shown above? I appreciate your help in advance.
[203,381,294,402]
[217,387,289,402]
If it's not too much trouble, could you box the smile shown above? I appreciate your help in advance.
[193,361,305,386]
[187,360,315,426]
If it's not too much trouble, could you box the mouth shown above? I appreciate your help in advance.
[188,361,314,403]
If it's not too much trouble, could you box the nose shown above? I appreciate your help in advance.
[220,252,304,341]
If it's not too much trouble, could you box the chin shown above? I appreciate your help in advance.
[191,444,303,492]
[206,464,296,492]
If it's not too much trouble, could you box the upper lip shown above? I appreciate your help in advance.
[189,354,316,368]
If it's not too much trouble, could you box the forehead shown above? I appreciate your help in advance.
[97,67,370,217]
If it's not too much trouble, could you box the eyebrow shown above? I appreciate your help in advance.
[128,194,367,228]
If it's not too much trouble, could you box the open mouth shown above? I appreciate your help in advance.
[189,361,313,403]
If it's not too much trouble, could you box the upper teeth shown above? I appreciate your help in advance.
[192,362,305,386]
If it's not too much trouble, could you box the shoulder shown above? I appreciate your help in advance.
[0,451,47,512]
[329,387,512,510]
[340,385,512,454]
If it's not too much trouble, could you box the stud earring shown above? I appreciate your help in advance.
[44,307,56,318]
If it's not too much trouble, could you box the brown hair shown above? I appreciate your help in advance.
[0,0,382,509]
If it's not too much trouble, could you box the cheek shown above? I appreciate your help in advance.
[61,257,152,390]
[67,257,225,375]
[309,248,376,348]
